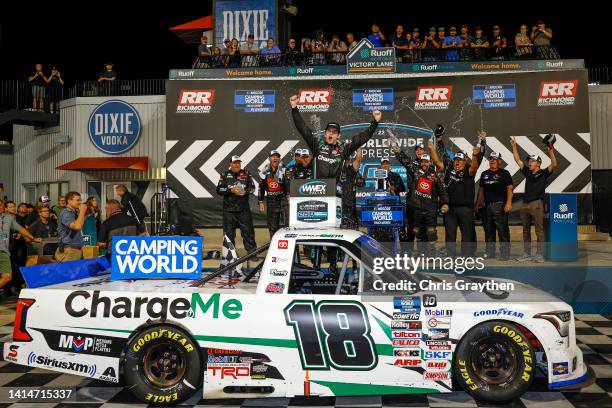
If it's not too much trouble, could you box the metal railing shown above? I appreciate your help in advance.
[0,80,65,112]
[193,45,560,68]
[588,67,612,85]
[68,79,165,98]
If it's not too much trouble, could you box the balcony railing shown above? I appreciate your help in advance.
[193,45,560,68]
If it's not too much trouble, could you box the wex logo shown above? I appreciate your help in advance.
[177,90,215,113]
[414,86,452,110]
[87,100,141,155]
[297,89,332,112]
[538,81,578,106]
[59,335,94,352]
[553,203,575,223]
[111,236,203,280]
[298,180,328,196]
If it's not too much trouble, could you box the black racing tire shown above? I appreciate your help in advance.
[124,325,201,405]
[454,320,535,403]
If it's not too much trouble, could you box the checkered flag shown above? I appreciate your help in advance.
[221,235,243,277]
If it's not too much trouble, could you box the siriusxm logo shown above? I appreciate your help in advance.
[28,352,97,376]
[298,180,327,196]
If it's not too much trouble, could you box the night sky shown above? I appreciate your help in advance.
[0,2,608,83]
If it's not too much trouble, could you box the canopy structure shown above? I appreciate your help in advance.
[56,157,149,171]
[170,16,214,44]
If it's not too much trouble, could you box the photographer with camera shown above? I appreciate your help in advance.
[55,192,87,262]
[327,34,348,63]
[216,156,257,254]
[45,66,64,114]
[28,64,47,112]
[511,135,557,263]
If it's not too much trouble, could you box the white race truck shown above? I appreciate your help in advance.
[3,228,593,405]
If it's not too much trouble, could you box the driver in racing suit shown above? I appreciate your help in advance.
[258,150,288,238]
[399,152,449,253]
[289,95,381,187]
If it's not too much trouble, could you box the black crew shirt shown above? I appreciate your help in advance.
[521,165,550,203]
[479,169,513,203]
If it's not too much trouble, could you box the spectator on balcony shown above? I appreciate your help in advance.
[443,27,462,61]
[515,24,533,58]
[52,195,66,219]
[285,38,301,65]
[211,47,225,68]
[45,66,63,114]
[28,64,47,112]
[407,28,422,61]
[198,36,211,57]
[98,63,117,96]
[460,25,472,60]
[531,20,555,58]
[312,30,328,64]
[240,34,260,67]
[470,27,489,60]
[261,37,282,66]
[390,25,409,61]
[346,32,358,50]
[327,34,348,63]
[225,38,241,68]
[368,23,385,47]
[222,39,231,54]
[422,27,440,61]
[490,25,508,60]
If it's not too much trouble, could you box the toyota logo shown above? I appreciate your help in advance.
[419,181,430,190]
[269,181,279,189]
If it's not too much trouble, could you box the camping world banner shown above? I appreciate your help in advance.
[166,70,591,227]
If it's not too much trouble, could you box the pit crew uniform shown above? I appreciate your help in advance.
[216,166,257,253]
[394,147,429,245]
[259,163,288,238]
[479,162,513,259]
[370,163,406,243]
[339,163,364,229]
[405,160,448,252]
[444,153,476,257]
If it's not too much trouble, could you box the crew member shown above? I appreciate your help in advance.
[98,199,139,261]
[289,95,381,184]
[444,144,482,257]
[370,157,406,243]
[216,156,257,254]
[511,136,557,262]
[403,153,449,253]
[393,140,443,249]
[259,150,288,238]
[476,152,513,260]
[286,149,314,182]
[340,148,365,230]
[116,184,148,234]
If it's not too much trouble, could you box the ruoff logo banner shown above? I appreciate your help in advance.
[111,236,202,280]
[347,39,396,74]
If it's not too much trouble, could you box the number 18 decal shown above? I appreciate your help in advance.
[284,300,378,370]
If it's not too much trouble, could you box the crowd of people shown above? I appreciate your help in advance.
[219,96,558,269]
[196,20,556,68]
[0,185,147,296]
[26,62,117,112]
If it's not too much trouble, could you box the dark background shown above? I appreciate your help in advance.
[0,3,608,82]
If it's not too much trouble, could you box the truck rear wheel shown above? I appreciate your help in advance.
[124,325,201,405]
[454,320,535,403]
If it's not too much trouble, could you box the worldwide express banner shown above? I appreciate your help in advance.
[166,70,590,227]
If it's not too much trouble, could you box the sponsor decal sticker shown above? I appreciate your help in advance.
[65,291,242,320]
[424,360,450,371]
[392,330,421,339]
[28,352,97,377]
[393,358,422,367]
[425,340,452,351]
[270,269,289,277]
[422,294,437,308]
[278,240,289,249]
[393,348,420,357]
[5,345,18,362]
[427,317,451,329]
[424,371,450,381]
[553,362,569,376]
[392,339,420,347]
[424,350,452,360]
[393,312,420,321]
[427,328,449,340]
[473,308,524,318]
[297,200,329,223]
[266,282,285,293]
[424,309,452,317]
[390,320,422,329]
[393,296,421,310]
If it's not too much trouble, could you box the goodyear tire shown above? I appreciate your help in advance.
[124,325,201,405]
[454,321,535,403]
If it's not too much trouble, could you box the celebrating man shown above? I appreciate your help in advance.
[511,136,557,262]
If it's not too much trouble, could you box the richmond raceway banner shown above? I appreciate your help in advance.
[166,70,591,227]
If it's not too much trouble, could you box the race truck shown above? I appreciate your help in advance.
[3,228,593,405]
